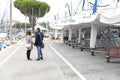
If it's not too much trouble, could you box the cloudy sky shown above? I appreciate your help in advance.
[12,0,77,22]
[0,0,115,23]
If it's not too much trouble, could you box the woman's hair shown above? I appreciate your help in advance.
[27,30,31,35]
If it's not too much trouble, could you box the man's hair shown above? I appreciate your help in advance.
[37,28,40,32]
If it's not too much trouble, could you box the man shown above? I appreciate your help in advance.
[34,28,44,60]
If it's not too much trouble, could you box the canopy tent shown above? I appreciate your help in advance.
[50,21,64,30]
[62,13,101,29]
[35,24,48,31]
[0,32,7,38]
[100,2,120,26]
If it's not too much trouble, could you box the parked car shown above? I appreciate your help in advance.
[17,32,26,39]
[0,42,7,50]
[4,40,10,46]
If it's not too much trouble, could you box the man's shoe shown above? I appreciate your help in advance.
[36,59,40,60]
[41,58,43,60]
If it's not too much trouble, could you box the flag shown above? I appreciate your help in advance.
[65,3,72,17]
[54,15,57,20]
[0,0,9,25]
[92,0,98,14]
[0,12,6,25]
[82,0,85,10]
[54,13,59,20]
[56,13,59,19]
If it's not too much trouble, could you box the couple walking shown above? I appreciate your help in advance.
[26,28,44,61]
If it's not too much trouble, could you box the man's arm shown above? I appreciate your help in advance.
[34,33,38,45]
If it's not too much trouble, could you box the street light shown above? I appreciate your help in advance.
[25,8,27,34]
[10,0,12,44]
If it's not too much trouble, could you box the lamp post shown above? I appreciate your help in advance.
[10,0,12,44]
[25,8,27,34]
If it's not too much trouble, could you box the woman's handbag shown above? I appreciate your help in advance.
[25,43,31,48]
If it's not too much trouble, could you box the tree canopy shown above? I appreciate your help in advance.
[39,22,50,29]
[12,22,31,29]
[14,0,50,32]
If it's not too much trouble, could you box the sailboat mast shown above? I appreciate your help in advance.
[10,0,12,44]
[71,0,72,16]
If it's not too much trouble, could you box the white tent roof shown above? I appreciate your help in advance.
[62,13,100,28]
[0,32,7,38]
[100,2,120,25]
[51,2,120,30]
[35,24,48,31]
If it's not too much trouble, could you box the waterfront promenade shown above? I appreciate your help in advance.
[0,38,120,80]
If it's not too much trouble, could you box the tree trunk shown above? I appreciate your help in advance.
[29,8,37,33]
[29,15,36,33]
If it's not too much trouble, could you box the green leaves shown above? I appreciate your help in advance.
[12,22,31,29]
[14,0,50,18]
[14,0,50,32]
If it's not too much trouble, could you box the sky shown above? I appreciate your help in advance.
[0,0,115,23]
[12,0,74,22]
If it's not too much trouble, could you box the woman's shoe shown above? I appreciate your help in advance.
[28,59,32,60]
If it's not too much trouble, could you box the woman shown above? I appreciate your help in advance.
[26,30,33,60]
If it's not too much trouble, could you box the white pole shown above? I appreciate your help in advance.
[25,8,27,34]
[55,29,58,39]
[10,0,12,44]
[69,26,72,40]
[46,21,49,37]
[78,26,81,43]
[90,25,97,48]
[32,8,34,33]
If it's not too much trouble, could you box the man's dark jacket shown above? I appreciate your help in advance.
[34,32,44,46]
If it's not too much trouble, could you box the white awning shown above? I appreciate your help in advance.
[35,24,48,31]
[100,2,120,26]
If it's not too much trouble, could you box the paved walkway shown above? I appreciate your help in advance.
[47,39,120,80]
[0,38,120,80]
[0,38,80,80]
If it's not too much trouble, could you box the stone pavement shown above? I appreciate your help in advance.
[0,38,80,80]
[0,38,120,80]
[46,38,120,80]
